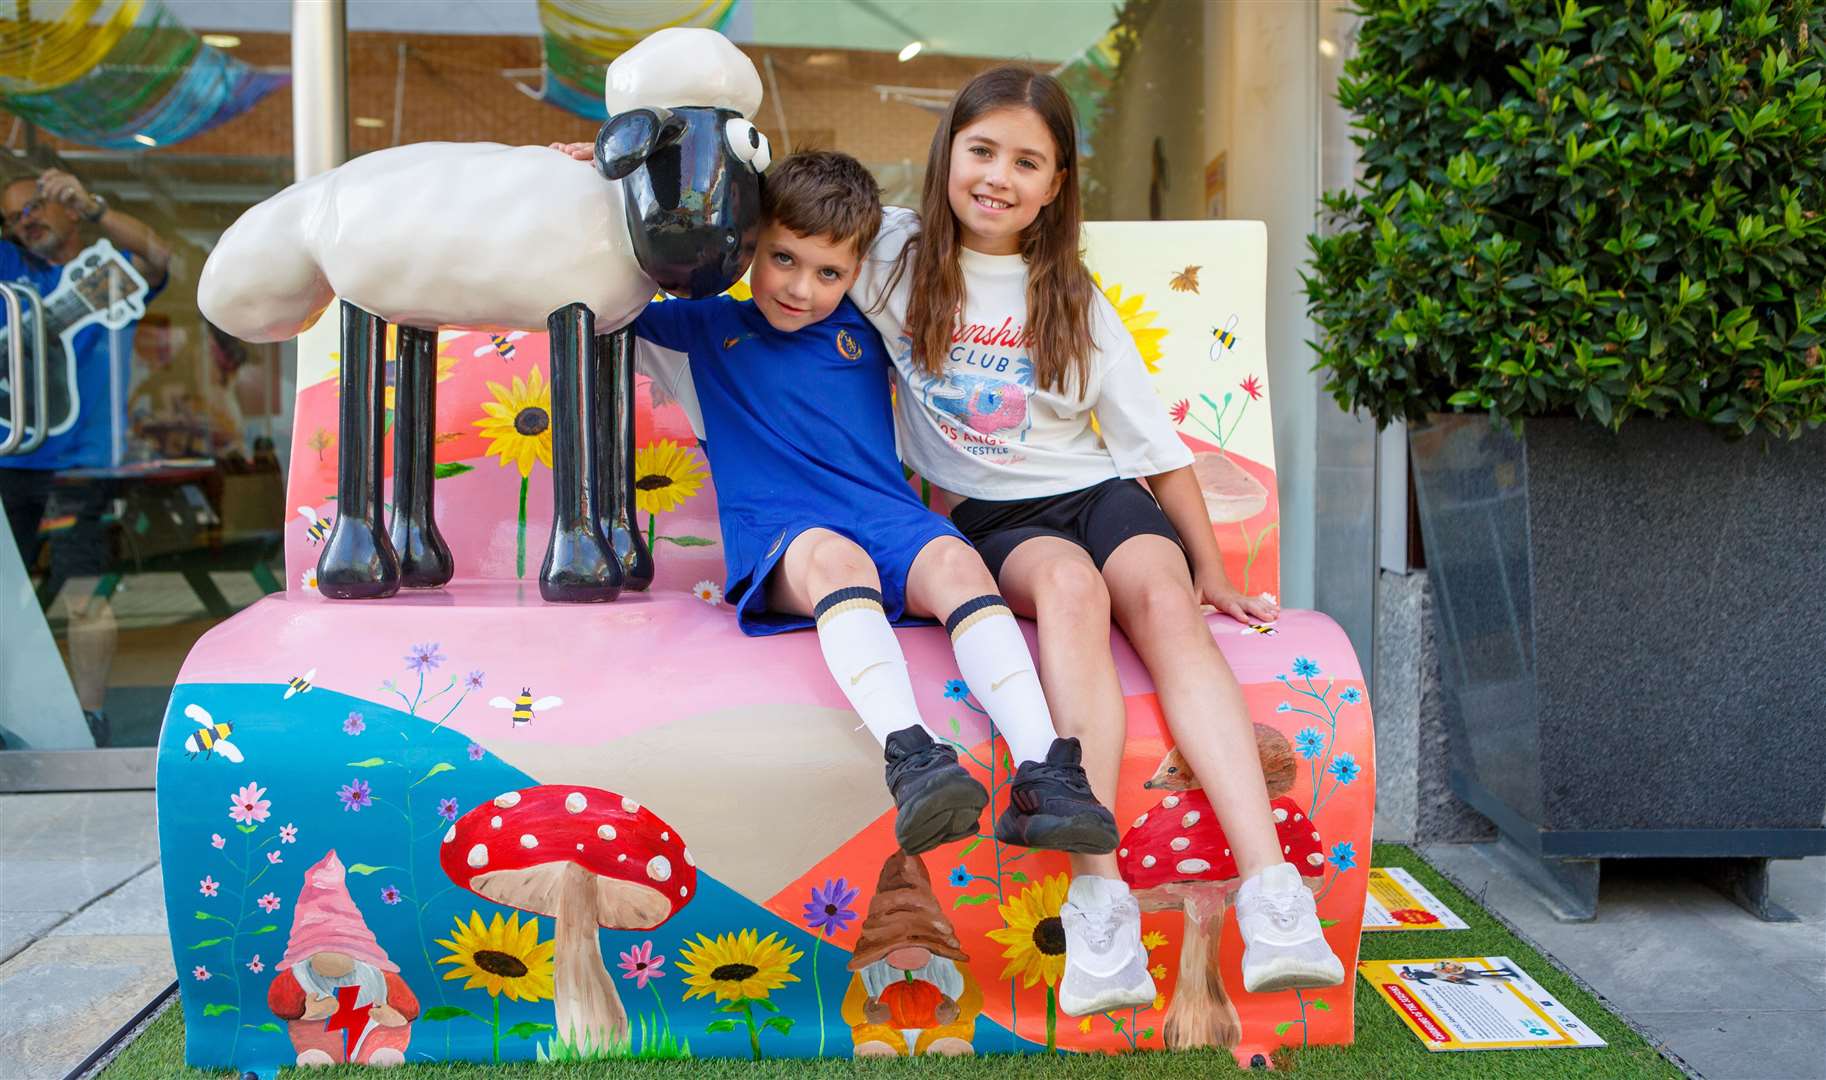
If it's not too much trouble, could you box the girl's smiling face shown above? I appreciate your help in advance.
[946,106,1065,256]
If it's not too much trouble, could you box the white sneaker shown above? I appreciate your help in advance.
[1235,862,1345,993]
[1058,875,1157,1016]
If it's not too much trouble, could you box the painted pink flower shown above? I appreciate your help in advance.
[342,711,366,736]
[618,940,666,989]
[228,782,270,825]
[380,885,402,905]
[1169,398,1190,424]
[198,876,219,897]
[1239,374,1263,401]
[210,834,226,850]
[257,892,281,914]
[247,954,264,974]
[193,965,211,981]
[279,824,297,844]
[266,850,283,865]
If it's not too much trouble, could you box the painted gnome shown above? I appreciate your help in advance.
[268,850,419,1066]
[842,851,982,1056]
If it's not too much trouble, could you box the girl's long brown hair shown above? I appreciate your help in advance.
[894,66,1094,396]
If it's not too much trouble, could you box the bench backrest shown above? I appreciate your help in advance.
[282,220,1279,598]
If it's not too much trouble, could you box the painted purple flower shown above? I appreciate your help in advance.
[466,742,485,762]
[803,877,859,937]
[464,670,486,691]
[437,797,459,822]
[405,643,446,673]
[380,885,402,905]
[338,778,373,812]
[342,711,365,736]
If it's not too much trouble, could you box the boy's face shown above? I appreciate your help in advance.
[748,221,860,334]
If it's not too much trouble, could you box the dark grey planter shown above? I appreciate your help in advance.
[1408,414,1826,921]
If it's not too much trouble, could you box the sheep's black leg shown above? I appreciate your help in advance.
[596,328,654,591]
[318,301,401,600]
[389,324,454,588]
[541,303,622,602]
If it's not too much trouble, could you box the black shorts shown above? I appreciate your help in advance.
[949,477,1185,580]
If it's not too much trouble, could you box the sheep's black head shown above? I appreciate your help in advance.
[597,106,767,300]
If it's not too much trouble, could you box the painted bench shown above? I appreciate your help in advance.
[156,219,1374,1072]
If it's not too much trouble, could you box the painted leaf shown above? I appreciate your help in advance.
[1009,871,1029,884]
[190,937,227,949]
[753,997,780,1014]
[1139,1028,1154,1040]
[1313,999,1332,1012]
[705,1018,738,1034]
[193,911,214,921]
[763,1015,794,1035]
[506,1022,554,1039]
[958,837,982,858]
[433,463,474,479]
[202,1003,238,1017]
[418,762,455,782]
[1275,1021,1293,1035]
[347,757,388,768]
[236,824,258,834]
[424,1006,477,1022]
[1319,918,1340,928]
[346,864,392,876]
[953,893,995,909]
[949,717,960,735]
[249,924,279,935]
[250,1022,282,1033]
[658,535,715,547]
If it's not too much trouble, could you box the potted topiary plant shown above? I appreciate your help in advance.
[1305,0,1826,921]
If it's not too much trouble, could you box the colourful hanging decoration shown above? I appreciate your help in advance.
[0,1,286,150]
[0,0,146,95]
[537,0,736,120]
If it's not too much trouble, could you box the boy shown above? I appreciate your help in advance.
[630,151,1118,861]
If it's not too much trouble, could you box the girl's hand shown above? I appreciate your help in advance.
[1198,569,1279,624]
[546,141,593,162]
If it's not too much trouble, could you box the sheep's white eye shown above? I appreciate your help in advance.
[725,119,771,171]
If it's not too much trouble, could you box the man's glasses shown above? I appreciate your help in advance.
[1,197,44,233]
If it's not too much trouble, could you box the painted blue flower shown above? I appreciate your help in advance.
[1295,728,1326,759]
[404,642,445,673]
[1340,687,1363,705]
[942,679,971,703]
[1328,842,1357,872]
[1292,657,1320,678]
[948,864,972,888]
[1276,701,1292,713]
[1328,753,1360,785]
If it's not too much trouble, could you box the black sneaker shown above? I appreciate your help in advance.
[994,737,1119,853]
[884,725,990,855]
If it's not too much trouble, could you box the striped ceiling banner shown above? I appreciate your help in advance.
[537,0,736,121]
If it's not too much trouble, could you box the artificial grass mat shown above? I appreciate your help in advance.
[98,844,1678,1080]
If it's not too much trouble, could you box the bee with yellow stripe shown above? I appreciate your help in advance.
[490,688,563,728]
[183,704,244,763]
[473,332,526,361]
[296,506,331,545]
[283,668,317,699]
[1209,314,1241,359]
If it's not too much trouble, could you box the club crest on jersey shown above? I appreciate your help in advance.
[835,329,863,361]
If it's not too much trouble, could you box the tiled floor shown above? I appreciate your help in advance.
[0,792,171,1080]
[1423,844,1826,1080]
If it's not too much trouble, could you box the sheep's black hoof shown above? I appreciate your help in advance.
[1249,1052,1270,1069]
[393,517,454,589]
[317,516,401,600]
[610,521,654,592]
[540,522,623,603]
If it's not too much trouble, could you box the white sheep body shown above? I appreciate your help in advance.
[197,142,646,343]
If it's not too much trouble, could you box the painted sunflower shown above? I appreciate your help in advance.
[634,439,707,515]
[1094,274,1166,374]
[435,910,555,1003]
[676,928,802,1003]
[986,871,1071,989]
[474,366,553,478]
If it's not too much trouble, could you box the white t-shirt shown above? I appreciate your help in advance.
[851,207,1192,503]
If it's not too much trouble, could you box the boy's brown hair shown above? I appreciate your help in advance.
[759,150,881,258]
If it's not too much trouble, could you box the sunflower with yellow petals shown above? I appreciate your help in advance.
[634,439,706,516]
[987,871,1071,990]
[435,910,555,1002]
[1093,274,1167,374]
[472,366,554,577]
[677,928,801,1003]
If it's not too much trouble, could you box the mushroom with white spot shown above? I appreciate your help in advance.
[1116,727,1323,1052]
[440,784,695,1049]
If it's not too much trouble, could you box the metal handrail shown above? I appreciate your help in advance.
[16,283,47,454]
[0,283,25,455]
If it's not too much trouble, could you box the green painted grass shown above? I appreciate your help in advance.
[99,845,1678,1079]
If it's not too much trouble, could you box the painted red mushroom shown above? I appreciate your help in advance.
[1116,725,1324,1051]
[440,784,695,1048]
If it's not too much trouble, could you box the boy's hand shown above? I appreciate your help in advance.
[1197,569,1279,625]
[546,141,593,162]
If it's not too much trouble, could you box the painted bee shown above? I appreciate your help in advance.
[473,332,526,361]
[1240,623,1279,636]
[296,506,331,545]
[489,688,563,728]
[182,704,244,763]
[283,668,317,700]
[1210,314,1241,359]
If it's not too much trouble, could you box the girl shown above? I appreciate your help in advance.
[849,67,1345,1015]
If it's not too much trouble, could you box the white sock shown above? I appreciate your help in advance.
[1067,873,1131,909]
[946,595,1058,766]
[814,587,922,746]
